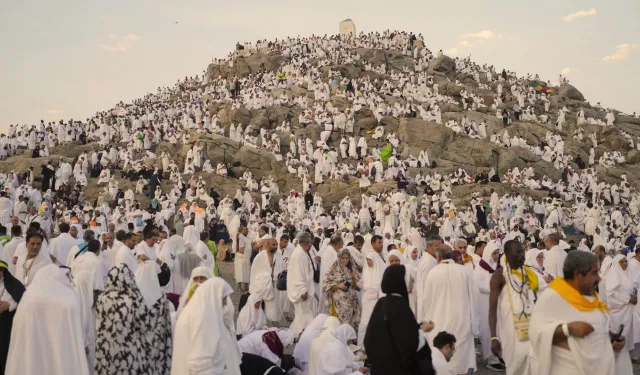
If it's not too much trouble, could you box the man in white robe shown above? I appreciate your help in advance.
[114,232,138,274]
[234,224,252,291]
[71,240,106,292]
[318,235,344,310]
[530,251,630,375]
[421,244,477,374]
[543,233,567,278]
[48,223,80,266]
[432,331,457,375]
[416,235,442,320]
[489,240,536,375]
[287,232,318,338]
[249,237,284,324]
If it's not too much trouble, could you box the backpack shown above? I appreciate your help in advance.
[276,270,288,291]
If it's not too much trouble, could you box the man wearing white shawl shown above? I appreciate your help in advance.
[158,234,184,293]
[234,224,252,291]
[416,235,442,324]
[49,223,79,266]
[14,232,52,288]
[249,237,283,324]
[71,240,105,292]
[171,277,242,375]
[543,233,566,278]
[318,235,344,310]
[114,232,138,274]
[529,251,630,375]
[5,264,89,375]
[182,221,200,249]
[422,244,477,374]
[287,232,319,338]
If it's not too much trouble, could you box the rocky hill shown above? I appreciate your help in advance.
[3,35,640,211]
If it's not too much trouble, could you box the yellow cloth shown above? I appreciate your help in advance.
[0,261,7,270]
[549,277,609,312]
[511,266,540,293]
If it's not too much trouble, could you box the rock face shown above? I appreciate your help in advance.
[558,84,585,101]
[427,55,456,79]
[398,118,454,159]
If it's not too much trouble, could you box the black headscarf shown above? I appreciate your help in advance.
[381,264,409,300]
[0,261,25,304]
[364,264,434,375]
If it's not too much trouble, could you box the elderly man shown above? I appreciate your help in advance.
[417,235,443,320]
[530,251,630,374]
[287,232,318,338]
[249,237,285,326]
[421,244,477,374]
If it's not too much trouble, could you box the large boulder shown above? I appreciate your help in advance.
[428,56,456,79]
[600,127,630,152]
[206,52,285,80]
[232,146,285,178]
[190,133,240,165]
[398,118,455,159]
[558,84,585,101]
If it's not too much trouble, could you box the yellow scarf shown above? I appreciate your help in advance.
[549,277,609,312]
[0,261,7,270]
[463,254,473,264]
[510,266,540,293]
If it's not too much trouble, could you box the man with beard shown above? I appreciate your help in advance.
[249,237,284,326]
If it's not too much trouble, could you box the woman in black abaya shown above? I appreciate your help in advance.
[0,261,26,375]
[364,264,435,375]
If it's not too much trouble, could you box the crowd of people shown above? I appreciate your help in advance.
[0,28,639,375]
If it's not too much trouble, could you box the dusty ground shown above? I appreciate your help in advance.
[217,260,640,374]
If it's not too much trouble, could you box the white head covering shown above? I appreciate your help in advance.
[363,252,386,291]
[176,266,214,316]
[403,245,419,267]
[174,277,241,375]
[308,317,347,375]
[387,249,404,264]
[605,254,632,294]
[236,294,268,336]
[525,249,544,271]
[293,314,329,365]
[482,241,500,270]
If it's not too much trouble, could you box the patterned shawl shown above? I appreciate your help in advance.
[95,264,151,375]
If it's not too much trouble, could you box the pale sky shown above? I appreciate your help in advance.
[1,0,638,131]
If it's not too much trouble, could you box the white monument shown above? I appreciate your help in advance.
[339,18,356,36]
